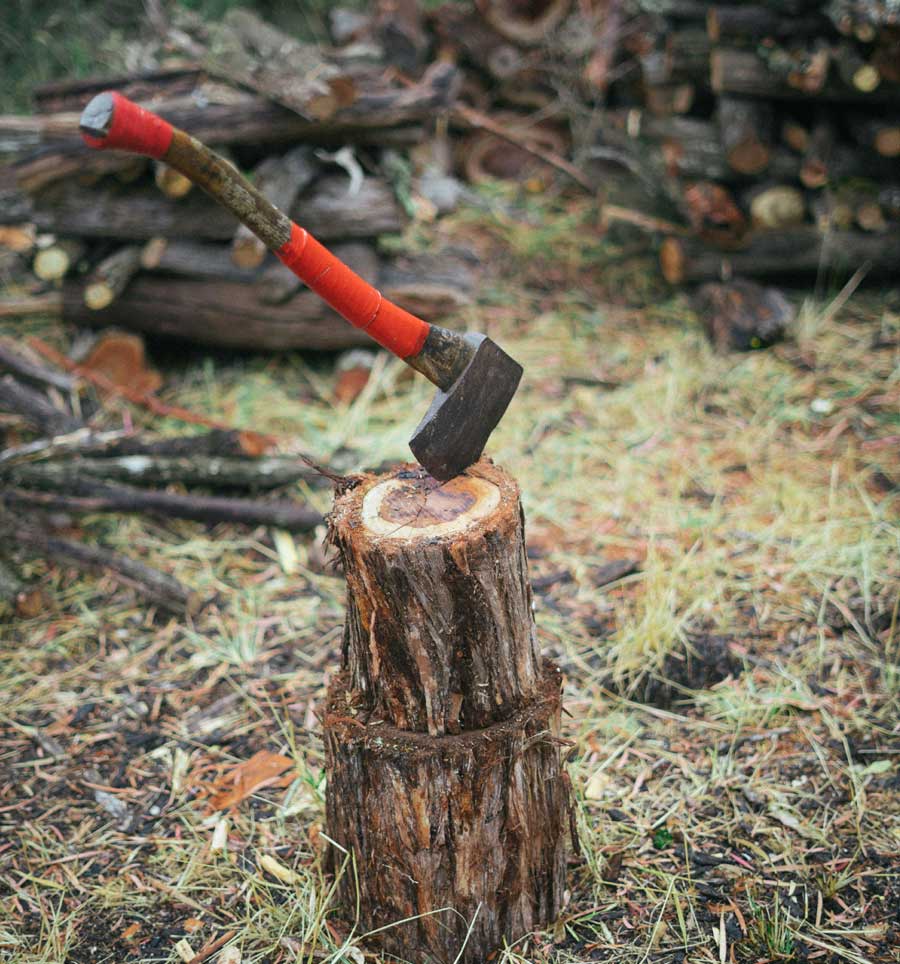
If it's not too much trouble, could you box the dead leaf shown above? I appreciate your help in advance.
[81,332,162,395]
[203,750,296,812]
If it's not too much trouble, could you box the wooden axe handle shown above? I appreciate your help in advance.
[80,92,432,363]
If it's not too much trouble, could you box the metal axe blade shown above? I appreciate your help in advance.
[409,335,523,482]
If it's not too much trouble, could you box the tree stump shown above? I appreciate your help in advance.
[324,460,567,964]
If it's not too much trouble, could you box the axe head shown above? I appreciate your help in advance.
[409,334,523,481]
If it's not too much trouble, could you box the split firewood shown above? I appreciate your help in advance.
[811,191,855,231]
[660,227,900,283]
[0,293,63,319]
[0,374,81,436]
[692,277,794,351]
[0,224,36,254]
[781,118,810,153]
[380,248,477,319]
[431,4,539,83]
[373,0,429,71]
[460,113,570,185]
[142,239,259,283]
[833,41,881,92]
[640,26,711,88]
[600,110,801,183]
[31,66,206,115]
[644,83,696,116]
[800,117,837,189]
[231,147,318,268]
[5,480,322,532]
[32,238,85,282]
[33,175,405,243]
[13,65,456,193]
[681,181,746,243]
[83,246,143,310]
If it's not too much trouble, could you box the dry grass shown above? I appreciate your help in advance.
[1,188,898,963]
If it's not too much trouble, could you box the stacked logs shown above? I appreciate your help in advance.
[0,8,478,349]
[596,0,900,283]
[3,0,899,308]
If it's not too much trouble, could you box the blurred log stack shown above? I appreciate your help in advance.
[595,0,900,284]
[0,6,479,350]
[1,0,899,336]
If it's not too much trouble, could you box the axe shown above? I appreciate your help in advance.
[79,93,523,481]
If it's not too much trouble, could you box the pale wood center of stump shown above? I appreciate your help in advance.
[361,473,500,540]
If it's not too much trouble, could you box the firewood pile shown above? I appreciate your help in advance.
[0,6,486,351]
[596,0,900,284]
[2,0,900,355]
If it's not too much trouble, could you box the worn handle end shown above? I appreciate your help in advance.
[80,91,174,159]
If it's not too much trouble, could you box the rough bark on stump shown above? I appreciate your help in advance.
[330,461,542,736]
[324,664,566,964]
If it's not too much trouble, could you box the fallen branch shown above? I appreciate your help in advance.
[5,481,322,531]
[0,339,75,392]
[0,374,82,435]
[6,455,324,491]
[3,515,203,614]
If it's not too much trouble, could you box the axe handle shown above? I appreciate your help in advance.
[79,92,471,388]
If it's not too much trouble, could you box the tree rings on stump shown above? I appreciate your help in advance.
[324,663,566,964]
[329,459,542,736]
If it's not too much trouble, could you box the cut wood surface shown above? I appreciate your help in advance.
[32,238,85,282]
[32,175,404,242]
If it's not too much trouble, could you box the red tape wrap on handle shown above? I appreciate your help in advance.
[277,223,430,359]
[81,92,173,159]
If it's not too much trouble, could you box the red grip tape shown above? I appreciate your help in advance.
[81,92,173,160]
[277,223,430,359]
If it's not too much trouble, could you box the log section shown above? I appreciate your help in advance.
[324,458,566,963]
[329,461,543,736]
[325,665,566,964]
